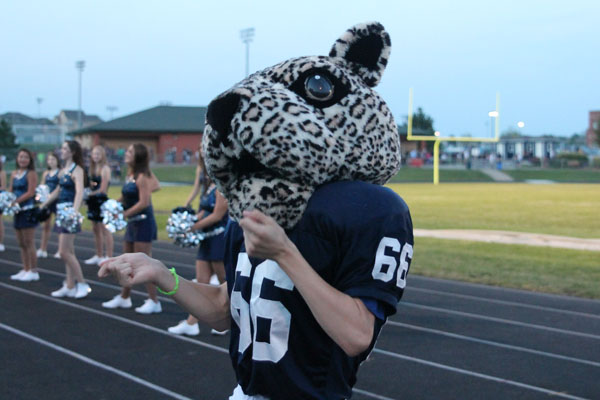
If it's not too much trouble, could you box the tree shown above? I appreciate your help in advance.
[0,119,18,150]
[408,107,435,152]
[501,128,522,138]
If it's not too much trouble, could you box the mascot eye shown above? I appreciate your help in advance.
[304,74,334,101]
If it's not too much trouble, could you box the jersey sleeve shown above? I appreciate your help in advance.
[331,193,414,320]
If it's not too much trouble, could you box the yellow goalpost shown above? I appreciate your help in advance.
[406,88,500,184]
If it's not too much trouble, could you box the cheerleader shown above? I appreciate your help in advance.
[101,143,161,314]
[168,152,229,336]
[41,141,91,298]
[37,152,60,258]
[9,148,39,281]
[84,145,113,265]
[0,156,6,252]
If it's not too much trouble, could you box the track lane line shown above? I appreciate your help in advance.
[371,348,589,400]
[0,282,392,400]
[406,286,600,320]
[0,322,193,400]
[400,302,600,340]
[386,321,600,368]
[1,281,593,400]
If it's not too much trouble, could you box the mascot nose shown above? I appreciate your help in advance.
[206,92,241,136]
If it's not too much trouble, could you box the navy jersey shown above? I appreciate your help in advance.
[224,180,414,400]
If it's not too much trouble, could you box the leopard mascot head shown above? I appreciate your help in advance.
[203,22,400,229]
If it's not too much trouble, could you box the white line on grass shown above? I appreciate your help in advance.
[0,322,193,400]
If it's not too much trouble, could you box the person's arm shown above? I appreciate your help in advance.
[72,167,84,210]
[41,170,48,185]
[149,171,160,193]
[7,171,15,192]
[98,253,231,330]
[96,165,111,194]
[191,191,227,230]
[239,209,375,357]
[41,180,60,208]
[14,171,38,204]
[123,174,151,218]
[0,170,6,191]
[184,165,202,207]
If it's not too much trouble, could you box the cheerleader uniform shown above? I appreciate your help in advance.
[122,178,157,243]
[12,171,38,229]
[86,173,109,222]
[54,164,81,234]
[44,170,59,214]
[196,186,229,261]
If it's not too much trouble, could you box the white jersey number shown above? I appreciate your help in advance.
[372,237,413,289]
[230,253,294,363]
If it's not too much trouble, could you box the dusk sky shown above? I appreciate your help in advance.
[2,0,599,137]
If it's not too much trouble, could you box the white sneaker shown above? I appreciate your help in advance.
[19,271,40,282]
[168,320,200,336]
[135,299,162,314]
[102,294,132,309]
[211,329,229,336]
[84,255,100,265]
[209,274,220,286]
[0,243,5,252]
[51,283,77,298]
[36,249,48,258]
[74,283,91,299]
[53,251,61,259]
[10,270,27,280]
[97,257,108,265]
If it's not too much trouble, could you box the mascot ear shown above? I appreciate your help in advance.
[329,22,391,87]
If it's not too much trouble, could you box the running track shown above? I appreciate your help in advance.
[1,222,599,399]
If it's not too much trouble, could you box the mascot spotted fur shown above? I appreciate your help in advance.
[202,22,413,399]
[203,22,401,229]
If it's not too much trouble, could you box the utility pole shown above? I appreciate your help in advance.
[240,28,255,77]
[106,105,118,120]
[36,97,43,118]
[75,60,85,129]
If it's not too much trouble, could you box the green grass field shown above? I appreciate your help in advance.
[5,179,600,298]
[505,169,600,183]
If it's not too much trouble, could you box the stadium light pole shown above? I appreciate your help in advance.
[240,28,255,77]
[76,60,85,129]
[106,105,118,120]
[36,97,43,118]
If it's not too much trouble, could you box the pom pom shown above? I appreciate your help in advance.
[56,203,83,233]
[35,184,50,203]
[0,192,20,216]
[166,207,226,248]
[101,199,128,233]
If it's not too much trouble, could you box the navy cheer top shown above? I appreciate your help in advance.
[45,170,59,193]
[122,178,153,217]
[58,164,77,204]
[199,186,228,228]
[12,171,34,207]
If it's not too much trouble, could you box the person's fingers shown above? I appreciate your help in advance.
[243,209,268,223]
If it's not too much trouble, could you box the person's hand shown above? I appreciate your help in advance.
[98,253,166,288]
[239,209,292,261]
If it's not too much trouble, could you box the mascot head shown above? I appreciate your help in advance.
[203,22,400,229]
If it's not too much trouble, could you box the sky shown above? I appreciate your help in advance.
[1,0,599,138]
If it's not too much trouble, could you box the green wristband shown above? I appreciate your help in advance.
[157,267,179,296]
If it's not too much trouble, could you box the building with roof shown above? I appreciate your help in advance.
[0,112,63,147]
[586,110,600,147]
[72,105,206,163]
[54,110,103,134]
